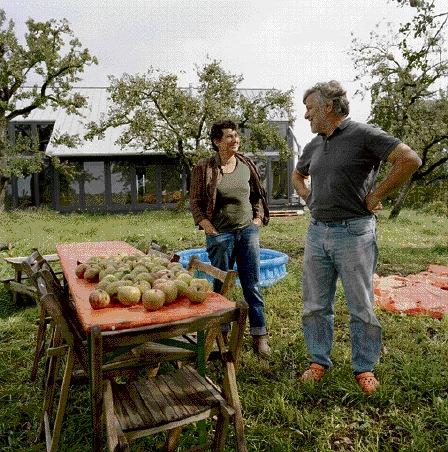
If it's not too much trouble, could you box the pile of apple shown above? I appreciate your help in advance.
[74,253,212,310]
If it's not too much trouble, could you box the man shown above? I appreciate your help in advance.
[292,81,421,393]
[190,119,271,356]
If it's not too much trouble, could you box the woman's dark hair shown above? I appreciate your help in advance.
[210,120,238,152]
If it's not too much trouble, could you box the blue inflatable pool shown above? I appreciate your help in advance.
[176,248,289,288]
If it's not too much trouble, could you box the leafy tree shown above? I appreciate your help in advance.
[0,9,97,210]
[86,60,295,185]
[350,0,448,218]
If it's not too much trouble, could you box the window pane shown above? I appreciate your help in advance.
[136,165,157,204]
[84,161,105,207]
[16,175,33,208]
[15,124,32,140]
[37,124,55,152]
[111,161,132,205]
[160,162,182,203]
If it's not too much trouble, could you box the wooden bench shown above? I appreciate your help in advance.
[1,253,60,303]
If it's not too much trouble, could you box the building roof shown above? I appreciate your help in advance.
[11,87,291,158]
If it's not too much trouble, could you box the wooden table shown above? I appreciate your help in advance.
[57,240,240,451]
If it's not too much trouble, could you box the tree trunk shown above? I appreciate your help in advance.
[0,177,9,211]
[388,179,414,219]
[0,116,8,211]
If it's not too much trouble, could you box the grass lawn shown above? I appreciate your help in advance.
[0,208,447,451]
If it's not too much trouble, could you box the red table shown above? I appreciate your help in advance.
[57,240,235,332]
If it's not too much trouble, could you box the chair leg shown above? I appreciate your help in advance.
[48,347,75,452]
[223,362,247,452]
[165,427,183,452]
[31,307,48,382]
[35,327,63,443]
[213,407,230,452]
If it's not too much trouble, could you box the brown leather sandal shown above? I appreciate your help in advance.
[300,363,326,383]
[355,372,380,394]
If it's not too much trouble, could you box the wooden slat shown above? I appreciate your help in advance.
[3,253,59,264]
[131,378,166,427]
[157,374,199,418]
[126,381,156,426]
[113,383,145,430]
[151,376,188,420]
[168,367,225,413]
[135,378,178,424]
[183,366,226,406]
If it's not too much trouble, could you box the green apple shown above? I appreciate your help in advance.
[189,278,211,291]
[176,272,193,284]
[174,279,189,296]
[156,280,178,304]
[185,285,209,304]
[142,289,165,311]
[117,286,141,306]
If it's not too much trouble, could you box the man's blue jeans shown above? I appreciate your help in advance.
[302,216,381,373]
[205,223,267,336]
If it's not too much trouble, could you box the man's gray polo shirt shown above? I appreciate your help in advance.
[296,118,401,221]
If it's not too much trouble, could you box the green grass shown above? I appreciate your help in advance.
[0,208,447,451]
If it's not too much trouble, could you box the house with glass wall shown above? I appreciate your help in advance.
[6,87,301,212]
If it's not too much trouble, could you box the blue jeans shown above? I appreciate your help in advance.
[302,216,381,373]
[205,223,267,336]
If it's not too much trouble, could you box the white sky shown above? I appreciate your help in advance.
[1,0,435,145]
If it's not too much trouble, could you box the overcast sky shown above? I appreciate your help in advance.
[2,0,434,144]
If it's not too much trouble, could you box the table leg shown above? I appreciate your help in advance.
[89,326,103,452]
[13,269,22,304]
[196,330,207,443]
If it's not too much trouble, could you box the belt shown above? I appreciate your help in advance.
[311,216,373,227]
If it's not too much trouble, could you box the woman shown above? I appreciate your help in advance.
[189,119,271,356]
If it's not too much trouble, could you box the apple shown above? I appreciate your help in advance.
[142,289,165,311]
[84,267,100,283]
[89,289,111,309]
[176,272,193,284]
[156,280,178,304]
[189,278,211,291]
[117,286,141,306]
[174,279,189,296]
[185,278,211,304]
[167,262,183,271]
[75,263,88,279]
[136,280,152,294]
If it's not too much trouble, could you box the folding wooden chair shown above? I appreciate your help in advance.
[186,255,240,366]
[32,270,87,452]
[101,297,248,452]
[20,249,66,382]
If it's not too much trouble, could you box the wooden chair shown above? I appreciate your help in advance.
[20,249,66,382]
[32,270,87,452]
[101,298,248,451]
[186,255,240,366]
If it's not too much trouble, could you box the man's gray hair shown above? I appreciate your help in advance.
[303,80,350,117]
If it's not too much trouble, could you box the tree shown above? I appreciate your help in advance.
[0,9,97,210]
[85,60,295,185]
[350,0,448,218]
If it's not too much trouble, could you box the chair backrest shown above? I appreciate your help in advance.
[187,255,237,299]
[34,269,89,370]
[21,249,64,298]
